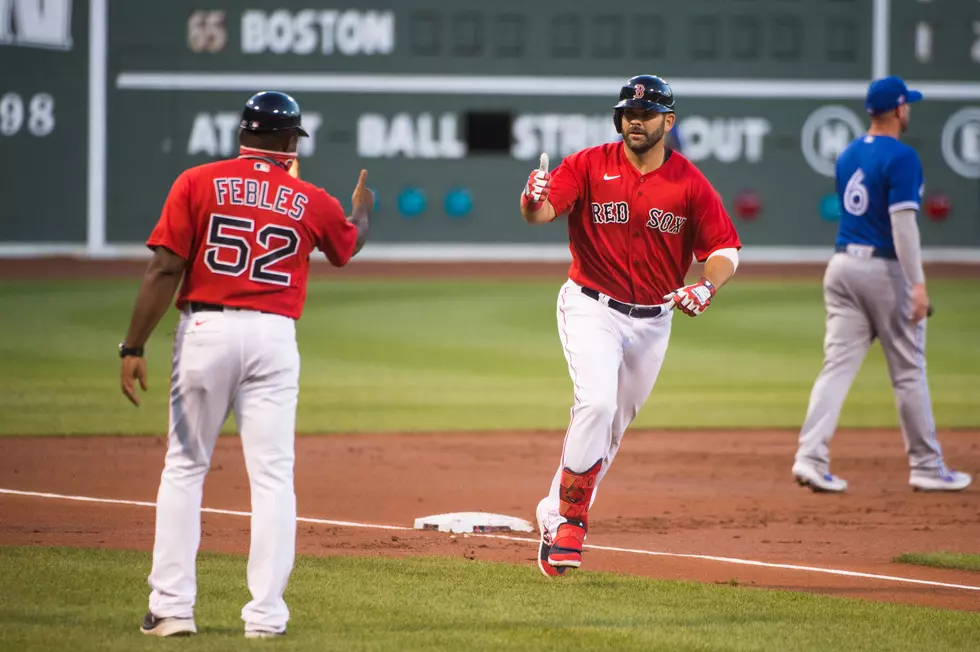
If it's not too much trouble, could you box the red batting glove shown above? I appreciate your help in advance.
[521,169,551,212]
[664,277,716,317]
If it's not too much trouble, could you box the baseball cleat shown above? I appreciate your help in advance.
[548,521,586,568]
[909,470,972,492]
[535,498,566,577]
[140,612,197,637]
[245,629,286,639]
[792,462,848,493]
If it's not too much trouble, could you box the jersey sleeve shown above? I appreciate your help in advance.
[146,171,194,259]
[886,147,924,215]
[547,150,586,217]
[311,190,358,267]
[690,174,742,262]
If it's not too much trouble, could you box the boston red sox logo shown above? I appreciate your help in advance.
[633,84,645,99]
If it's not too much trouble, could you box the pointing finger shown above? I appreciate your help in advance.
[122,379,140,407]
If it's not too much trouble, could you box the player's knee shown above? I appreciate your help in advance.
[163,453,211,480]
[575,397,618,426]
[246,452,295,489]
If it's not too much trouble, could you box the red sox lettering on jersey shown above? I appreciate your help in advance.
[591,202,687,234]
[549,142,739,305]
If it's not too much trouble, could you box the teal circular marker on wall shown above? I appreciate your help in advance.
[444,188,472,219]
[398,188,426,218]
[819,194,841,221]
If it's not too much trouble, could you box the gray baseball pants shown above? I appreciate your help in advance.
[795,252,947,474]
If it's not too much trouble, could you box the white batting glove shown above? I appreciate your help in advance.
[521,153,551,211]
[664,277,716,317]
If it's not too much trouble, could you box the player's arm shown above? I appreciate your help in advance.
[120,246,187,406]
[887,149,929,323]
[520,196,557,224]
[702,248,739,290]
[890,209,925,286]
[890,209,928,322]
[665,180,742,317]
[315,171,373,267]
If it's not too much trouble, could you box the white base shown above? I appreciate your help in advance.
[414,511,534,534]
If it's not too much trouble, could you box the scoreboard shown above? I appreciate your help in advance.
[4,0,980,253]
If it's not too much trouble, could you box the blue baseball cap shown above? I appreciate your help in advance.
[865,76,923,115]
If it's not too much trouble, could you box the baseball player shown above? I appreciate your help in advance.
[792,77,972,494]
[118,91,373,637]
[520,75,742,576]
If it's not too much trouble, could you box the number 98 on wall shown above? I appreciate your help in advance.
[0,93,55,137]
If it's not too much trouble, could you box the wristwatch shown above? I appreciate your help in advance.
[119,342,144,358]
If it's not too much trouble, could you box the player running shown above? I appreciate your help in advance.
[520,75,742,576]
[792,76,972,494]
[118,91,373,637]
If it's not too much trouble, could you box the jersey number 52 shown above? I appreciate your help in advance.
[204,214,300,286]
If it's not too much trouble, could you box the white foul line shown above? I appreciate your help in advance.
[0,488,410,531]
[2,487,978,593]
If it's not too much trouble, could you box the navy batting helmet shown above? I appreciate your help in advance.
[613,75,675,134]
[240,91,309,137]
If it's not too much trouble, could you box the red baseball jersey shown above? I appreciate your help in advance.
[147,153,357,320]
[548,143,742,305]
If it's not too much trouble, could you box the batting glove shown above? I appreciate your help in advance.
[664,277,716,317]
[521,169,552,212]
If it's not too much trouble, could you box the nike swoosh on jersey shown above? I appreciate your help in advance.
[603,174,621,180]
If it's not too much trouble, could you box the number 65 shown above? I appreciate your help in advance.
[187,11,227,53]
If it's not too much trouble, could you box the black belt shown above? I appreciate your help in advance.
[188,301,276,315]
[581,287,663,319]
[835,244,897,260]
[189,301,231,313]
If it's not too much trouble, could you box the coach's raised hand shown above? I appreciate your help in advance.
[352,169,374,211]
[347,169,373,256]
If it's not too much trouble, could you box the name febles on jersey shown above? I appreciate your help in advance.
[147,156,358,321]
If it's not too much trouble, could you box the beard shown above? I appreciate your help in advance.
[624,122,666,154]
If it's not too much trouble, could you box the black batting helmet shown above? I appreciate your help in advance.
[240,91,309,137]
[613,75,675,134]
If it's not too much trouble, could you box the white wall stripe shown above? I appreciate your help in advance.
[2,487,979,593]
[113,72,980,101]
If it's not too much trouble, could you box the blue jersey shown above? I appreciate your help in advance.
[834,135,924,258]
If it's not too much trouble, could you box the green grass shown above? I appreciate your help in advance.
[1,546,978,651]
[1,278,979,435]
[895,552,980,572]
